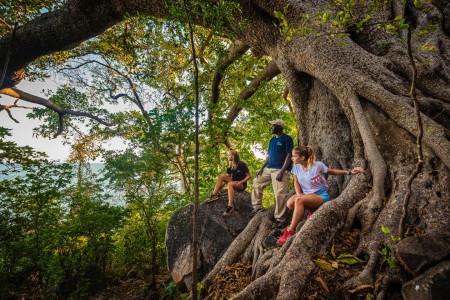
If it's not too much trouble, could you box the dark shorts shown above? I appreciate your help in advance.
[314,188,330,202]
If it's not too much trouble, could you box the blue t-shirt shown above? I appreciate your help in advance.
[267,133,294,170]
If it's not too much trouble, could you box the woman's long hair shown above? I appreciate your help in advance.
[229,149,241,170]
[294,145,316,168]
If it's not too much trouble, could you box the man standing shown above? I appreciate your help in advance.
[250,119,294,228]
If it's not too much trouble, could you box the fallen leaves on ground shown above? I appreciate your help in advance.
[204,262,252,300]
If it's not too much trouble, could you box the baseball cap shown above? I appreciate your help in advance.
[268,119,285,127]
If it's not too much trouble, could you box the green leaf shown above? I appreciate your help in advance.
[381,225,390,234]
[331,243,336,259]
[391,235,401,242]
[414,0,424,9]
[314,258,335,272]
[336,254,365,265]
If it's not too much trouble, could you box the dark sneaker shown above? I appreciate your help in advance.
[273,220,287,229]
[222,206,234,217]
[249,207,265,217]
[205,194,219,203]
[277,228,295,245]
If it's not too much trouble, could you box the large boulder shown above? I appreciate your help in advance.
[165,191,253,291]
[395,229,450,275]
[402,260,450,300]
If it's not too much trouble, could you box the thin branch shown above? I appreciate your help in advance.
[0,87,114,128]
[0,105,19,123]
[184,0,200,297]
[109,91,133,101]
[54,113,64,138]
[0,100,32,123]
[176,31,213,70]
[59,59,142,108]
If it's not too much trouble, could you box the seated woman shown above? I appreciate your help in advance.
[277,145,364,245]
[206,149,252,217]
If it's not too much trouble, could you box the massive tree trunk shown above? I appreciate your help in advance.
[1,0,449,298]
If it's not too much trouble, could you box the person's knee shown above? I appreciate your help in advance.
[295,195,305,206]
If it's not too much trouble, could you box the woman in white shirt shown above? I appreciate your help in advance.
[277,145,364,245]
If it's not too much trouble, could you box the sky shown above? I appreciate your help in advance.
[0,80,126,162]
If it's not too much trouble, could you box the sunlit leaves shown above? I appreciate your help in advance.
[169,0,241,35]
[0,0,63,36]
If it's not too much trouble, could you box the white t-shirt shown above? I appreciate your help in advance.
[291,161,329,194]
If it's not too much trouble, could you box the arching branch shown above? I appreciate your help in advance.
[226,60,280,122]
[0,87,113,130]
[222,60,280,148]
[210,40,250,106]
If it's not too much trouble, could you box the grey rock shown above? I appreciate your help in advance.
[165,191,253,291]
[402,260,450,300]
[396,229,450,275]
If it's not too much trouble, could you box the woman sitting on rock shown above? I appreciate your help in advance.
[277,145,364,245]
[206,149,252,217]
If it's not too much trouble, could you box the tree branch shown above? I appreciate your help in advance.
[222,60,280,147]
[177,31,213,70]
[0,87,114,128]
[226,60,280,122]
[0,99,32,123]
[210,40,250,106]
[0,24,16,88]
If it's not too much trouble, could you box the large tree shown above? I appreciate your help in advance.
[1,0,449,298]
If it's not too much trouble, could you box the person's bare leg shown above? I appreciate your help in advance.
[212,174,231,194]
[288,194,324,232]
[227,182,244,207]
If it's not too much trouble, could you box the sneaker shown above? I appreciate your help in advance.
[222,206,234,217]
[277,228,295,245]
[205,193,219,203]
[273,220,287,229]
[249,207,265,217]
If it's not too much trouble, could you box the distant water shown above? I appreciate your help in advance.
[0,163,105,179]
[0,163,124,205]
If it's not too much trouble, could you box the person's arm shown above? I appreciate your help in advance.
[238,172,252,185]
[257,156,269,177]
[293,175,302,196]
[276,152,292,181]
[327,166,365,175]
